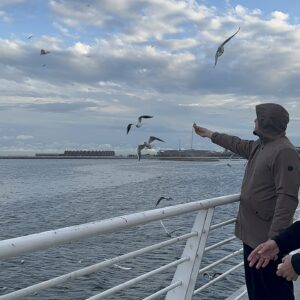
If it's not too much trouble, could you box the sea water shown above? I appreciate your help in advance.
[0,158,246,299]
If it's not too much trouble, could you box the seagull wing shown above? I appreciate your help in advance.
[148,136,165,144]
[127,123,133,134]
[160,220,171,237]
[220,27,240,47]
[113,263,132,270]
[138,115,153,123]
[137,144,145,161]
[156,196,165,207]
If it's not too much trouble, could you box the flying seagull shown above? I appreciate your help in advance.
[156,196,173,207]
[137,136,165,161]
[127,115,153,134]
[40,49,50,55]
[159,220,182,237]
[155,196,183,237]
[214,27,240,67]
[27,35,33,39]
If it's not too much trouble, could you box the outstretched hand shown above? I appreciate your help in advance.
[193,123,213,139]
[248,240,279,269]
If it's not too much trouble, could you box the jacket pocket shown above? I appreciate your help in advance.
[255,210,273,222]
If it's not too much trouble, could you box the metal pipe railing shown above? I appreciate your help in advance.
[86,257,190,300]
[0,194,239,300]
[142,281,182,300]
[193,262,244,295]
[204,236,237,252]
[199,248,243,275]
[0,194,240,259]
[0,232,196,300]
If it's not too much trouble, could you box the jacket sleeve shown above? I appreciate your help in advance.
[291,254,300,275]
[211,132,254,159]
[269,148,300,238]
[273,221,300,254]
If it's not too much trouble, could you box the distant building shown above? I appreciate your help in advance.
[63,150,115,156]
[35,150,115,157]
[157,149,220,157]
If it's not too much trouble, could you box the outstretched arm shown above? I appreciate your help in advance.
[193,123,213,138]
[193,122,254,159]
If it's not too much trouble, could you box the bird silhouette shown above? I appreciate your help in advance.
[155,197,182,237]
[137,136,165,161]
[127,115,153,134]
[156,196,173,207]
[40,49,50,55]
[214,27,240,67]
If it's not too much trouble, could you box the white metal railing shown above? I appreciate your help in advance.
[0,193,244,299]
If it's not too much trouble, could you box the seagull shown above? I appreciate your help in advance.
[104,258,132,270]
[156,196,173,207]
[155,196,183,237]
[214,26,240,67]
[40,49,50,55]
[203,271,223,279]
[137,136,165,161]
[113,263,132,270]
[27,35,33,39]
[127,115,153,134]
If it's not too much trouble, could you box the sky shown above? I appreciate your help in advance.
[0,0,300,155]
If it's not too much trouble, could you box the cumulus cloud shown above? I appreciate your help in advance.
[16,135,34,140]
[0,1,300,154]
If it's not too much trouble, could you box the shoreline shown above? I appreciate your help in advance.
[0,156,244,161]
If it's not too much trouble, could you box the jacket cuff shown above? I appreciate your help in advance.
[211,132,219,142]
[291,254,300,275]
[273,235,290,255]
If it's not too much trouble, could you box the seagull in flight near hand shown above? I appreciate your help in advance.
[127,115,153,134]
[40,49,50,55]
[137,136,165,161]
[214,26,240,67]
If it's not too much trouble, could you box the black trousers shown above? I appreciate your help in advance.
[243,243,294,300]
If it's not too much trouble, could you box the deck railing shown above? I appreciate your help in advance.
[2,194,296,299]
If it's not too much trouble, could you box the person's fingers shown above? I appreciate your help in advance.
[248,255,259,267]
[248,249,259,261]
[261,257,271,268]
[256,257,265,269]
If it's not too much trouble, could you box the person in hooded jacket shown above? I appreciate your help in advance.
[193,103,300,300]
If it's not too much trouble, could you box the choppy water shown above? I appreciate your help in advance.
[0,158,247,299]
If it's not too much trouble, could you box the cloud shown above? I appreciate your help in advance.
[0,0,25,8]
[0,1,300,154]
[16,135,34,140]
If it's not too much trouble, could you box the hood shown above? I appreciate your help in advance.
[254,103,289,140]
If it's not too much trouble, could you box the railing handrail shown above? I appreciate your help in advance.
[0,194,240,259]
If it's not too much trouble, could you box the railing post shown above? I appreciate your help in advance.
[165,207,214,300]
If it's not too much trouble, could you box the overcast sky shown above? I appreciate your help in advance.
[0,0,300,155]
